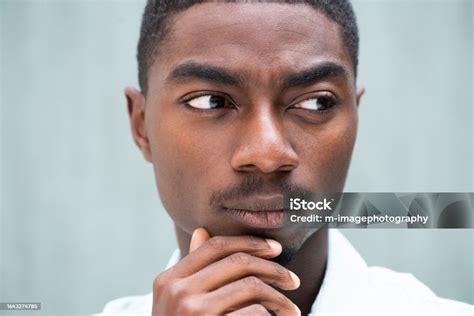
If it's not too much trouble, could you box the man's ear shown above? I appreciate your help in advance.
[356,86,365,107]
[125,86,152,162]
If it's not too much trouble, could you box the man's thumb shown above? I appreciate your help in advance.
[189,227,211,253]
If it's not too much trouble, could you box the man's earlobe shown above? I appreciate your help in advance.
[356,86,365,107]
[125,86,152,162]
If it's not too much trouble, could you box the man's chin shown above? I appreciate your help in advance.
[207,222,301,239]
[206,223,319,261]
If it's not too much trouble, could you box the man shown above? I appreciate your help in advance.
[101,0,473,315]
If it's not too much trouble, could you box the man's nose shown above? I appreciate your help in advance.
[230,106,299,174]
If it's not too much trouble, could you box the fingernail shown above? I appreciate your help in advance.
[293,303,301,315]
[191,228,199,239]
[289,270,300,288]
[265,239,282,253]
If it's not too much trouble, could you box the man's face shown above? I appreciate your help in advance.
[129,3,361,250]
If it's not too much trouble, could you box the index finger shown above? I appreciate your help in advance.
[168,235,282,278]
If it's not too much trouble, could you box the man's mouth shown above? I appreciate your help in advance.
[222,195,287,228]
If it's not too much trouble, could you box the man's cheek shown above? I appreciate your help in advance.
[153,162,207,234]
[150,130,199,214]
[152,131,220,202]
[326,125,357,186]
[301,128,356,190]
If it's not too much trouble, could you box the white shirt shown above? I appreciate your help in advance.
[99,230,473,315]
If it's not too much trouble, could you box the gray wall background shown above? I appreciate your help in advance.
[1,0,472,315]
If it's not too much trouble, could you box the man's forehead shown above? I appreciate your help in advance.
[152,2,352,78]
[168,2,331,37]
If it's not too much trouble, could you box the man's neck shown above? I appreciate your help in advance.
[283,228,328,315]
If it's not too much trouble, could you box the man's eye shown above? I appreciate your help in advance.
[185,95,229,110]
[293,94,337,111]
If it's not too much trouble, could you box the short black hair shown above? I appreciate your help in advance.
[137,0,359,94]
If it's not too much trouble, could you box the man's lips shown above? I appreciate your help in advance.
[222,195,288,228]
[225,209,286,228]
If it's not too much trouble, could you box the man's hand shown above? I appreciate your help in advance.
[152,228,301,315]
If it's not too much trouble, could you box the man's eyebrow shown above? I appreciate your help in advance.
[166,62,243,87]
[283,62,349,89]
